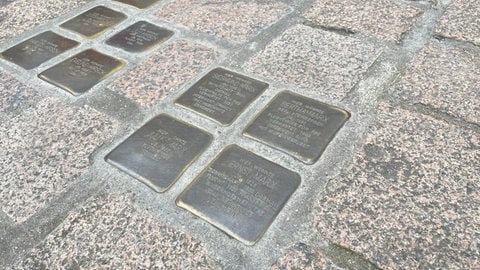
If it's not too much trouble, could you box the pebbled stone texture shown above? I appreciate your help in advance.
[393,40,480,125]
[435,0,480,46]
[156,0,289,43]
[303,0,423,43]
[314,102,480,269]
[108,40,217,106]
[271,243,344,270]
[0,70,36,113]
[0,98,116,223]
[0,0,89,42]
[243,24,381,100]
[13,192,213,269]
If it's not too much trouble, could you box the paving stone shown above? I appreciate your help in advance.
[108,40,217,106]
[435,0,480,46]
[0,0,88,43]
[0,98,117,223]
[243,25,381,100]
[0,71,36,113]
[156,0,289,43]
[314,102,480,269]
[393,40,480,125]
[303,0,423,42]
[13,192,213,269]
[271,243,344,270]
[155,0,203,21]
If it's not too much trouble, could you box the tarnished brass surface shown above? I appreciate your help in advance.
[60,6,127,38]
[244,91,350,164]
[113,0,161,9]
[177,145,300,245]
[106,21,173,52]
[38,49,124,95]
[176,68,268,125]
[106,114,212,193]
[0,31,78,70]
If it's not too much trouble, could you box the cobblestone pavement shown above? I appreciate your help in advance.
[0,0,478,269]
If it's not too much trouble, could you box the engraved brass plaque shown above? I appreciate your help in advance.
[177,145,300,245]
[106,114,212,192]
[0,31,79,70]
[113,0,160,9]
[38,49,124,95]
[60,6,127,38]
[106,21,173,52]
[244,91,350,164]
[176,68,268,125]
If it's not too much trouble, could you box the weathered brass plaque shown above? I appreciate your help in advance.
[106,114,212,192]
[38,49,124,95]
[113,0,160,9]
[106,21,173,52]
[60,6,127,38]
[177,145,300,245]
[244,91,350,164]
[0,31,79,70]
[176,68,268,125]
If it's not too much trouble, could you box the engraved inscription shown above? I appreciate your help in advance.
[244,91,350,164]
[106,21,173,52]
[176,68,268,125]
[67,57,106,78]
[177,145,300,245]
[141,128,188,161]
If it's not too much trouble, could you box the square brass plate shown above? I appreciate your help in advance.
[244,91,350,164]
[177,145,300,245]
[113,0,160,9]
[106,21,173,52]
[106,114,212,192]
[176,68,268,126]
[0,31,79,70]
[38,49,124,95]
[60,6,127,38]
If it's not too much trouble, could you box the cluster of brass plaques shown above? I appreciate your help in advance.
[244,91,350,164]
[106,21,173,52]
[113,0,160,9]
[177,145,300,245]
[176,68,268,125]
[38,49,124,95]
[60,6,127,38]
[0,31,79,70]
[106,114,212,192]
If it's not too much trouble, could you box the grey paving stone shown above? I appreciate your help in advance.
[271,243,344,270]
[0,0,89,42]
[435,0,480,46]
[156,0,289,43]
[13,192,213,269]
[107,40,218,106]
[243,25,381,100]
[314,102,480,269]
[303,0,423,42]
[0,71,36,113]
[0,98,117,223]
[393,40,479,125]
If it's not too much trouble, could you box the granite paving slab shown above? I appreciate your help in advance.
[156,0,289,43]
[13,192,213,269]
[303,0,423,43]
[0,71,36,113]
[314,102,480,269]
[271,243,344,270]
[0,98,116,223]
[107,40,217,106]
[0,0,89,42]
[243,24,382,101]
[393,40,480,125]
[435,0,480,46]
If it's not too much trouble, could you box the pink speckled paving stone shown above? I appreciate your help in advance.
[435,0,480,46]
[108,40,217,106]
[156,0,289,43]
[303,0,423,42]
[271,243,344,270]
[0,98,117,223]
[393,40,480,125]
[243,25,382,101]
[0,71,37,113]
[13,192,213,269]
[314,103,480,269]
